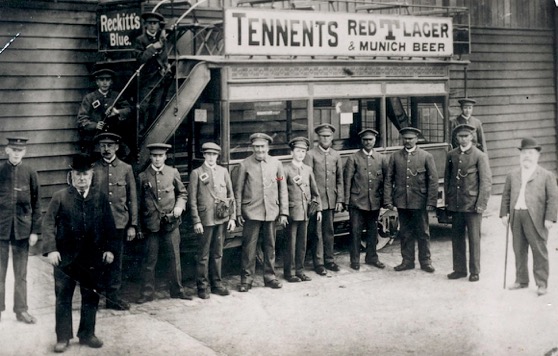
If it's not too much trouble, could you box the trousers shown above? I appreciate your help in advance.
[284,220,309,277]
[0,232,29,313]
[196,223,225,291]
[398,208,432,266]
[451,212,482,275]
[307,209,335,267]
[349,208,380,266]
[241,220,277,285]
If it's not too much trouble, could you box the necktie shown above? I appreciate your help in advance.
[79,190,85,198]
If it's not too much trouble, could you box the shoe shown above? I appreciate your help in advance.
[79,335,103,348]
[366,260,386,269]
[54,340,69,353]
[325,262,340,272]
[469,274,479,282]
[211,287,230,296]
[264,279,283,289]
[447,271,467,280]
[238,283,252,292]
[508,283,528,290]
[198,290,210,299]
[394,263,414,272]
[296,274,312,282]
[170,291,193,300]
[136,295,154,304]
[315,266,327,276]
[16,311,37,324]
[537,287,548,296]
[421,264,435,273]
[106,298,130,310]
[350,263,360,271]
[286,275,301,283]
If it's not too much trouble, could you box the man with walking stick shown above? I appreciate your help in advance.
[499,137,558,296]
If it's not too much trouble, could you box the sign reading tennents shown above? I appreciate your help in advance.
[224,9,453,57]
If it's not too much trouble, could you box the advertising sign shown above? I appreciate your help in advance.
[97,3,143,52]
[224,9,453,57]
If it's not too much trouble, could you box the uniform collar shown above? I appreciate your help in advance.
[98,89,110,97]
[204,161,217,170]
[102,156,118,166]
[291,160,304,168]
[459,143,473,153]
[150,164,165,173]
[362,148,375,157]
[318,145,330,153]
[405,146,417,154]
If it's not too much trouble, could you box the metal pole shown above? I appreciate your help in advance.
[503,217,510,289]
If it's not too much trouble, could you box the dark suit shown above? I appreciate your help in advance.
[500,166,558,288]
[385,147,438,267]
[343,150,386,266]
[234,154,288,285]
[450,115,488,152]
[304,146,344,268]
[189,163,235,291]
[0,161,41,314]
[138,165,188,298]
[445,145,491,275]
[42,186,117,342]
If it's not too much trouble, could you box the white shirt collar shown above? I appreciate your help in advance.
[319,145,330,153]
[405,146,417,153]
[460,142,473,152]
[151,164,165,172]
[98,89,109,96]
[291,160,304,168]
[204,161,216,170]
[103,156,116,164]
[362,148,374,156]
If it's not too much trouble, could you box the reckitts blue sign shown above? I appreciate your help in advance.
[97,3,142,52]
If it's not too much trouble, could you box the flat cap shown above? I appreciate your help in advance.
[358,128,379,138]
[6,136,29,147]
[314,123,336,134]
[458,97,476,106]
[141,12,165,22]
[92,68,116,78]
[250,133,273,144]
[288,137,310,150]
[518,137,541,152]
[453,124,475,135]
[70,153,94,172]
[202,142,221,154]
[399,127,421,136]
[94,132,121,143]
[146,143,172,153]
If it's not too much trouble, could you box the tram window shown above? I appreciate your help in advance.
[313,98,380,150]
[386,96,445,146]
[229,100,308,160]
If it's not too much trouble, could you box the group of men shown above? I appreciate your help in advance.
[1,97,557,353]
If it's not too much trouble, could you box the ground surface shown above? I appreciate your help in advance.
[1,196,558,356]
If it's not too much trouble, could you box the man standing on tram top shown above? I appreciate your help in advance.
[304,124,344,276]
[450,98,488,153]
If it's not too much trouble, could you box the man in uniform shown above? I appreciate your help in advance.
[134,12,171,131]
[385,127,438,273]
[445,124,492,282]
[188,142,236,299]
[304,124,344,276]
[500,137,558,296]
[42,153,117,353]
[450,98,488,152]
[343,129,387,271]
[0,137,41,324]
[77,69,131,156]
[92,133,138,310]
[234,133,288,292]
[137,143,190,303]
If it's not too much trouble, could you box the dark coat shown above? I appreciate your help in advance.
[384,147,438,209]
[134,31,169,82]
[283,162,322,221]
[0,161,41,240]
[42,186,118,268]
[500,166,558,239]
[344,149,386,211]
[444,145,492,212]
[304,147,344,210]
[450,115,488,152]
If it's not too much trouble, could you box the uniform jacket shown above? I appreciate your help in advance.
[304,146,344,210]
[450,115,488,152]
[344,149,386,211]
[189,163,236,226]
[42,186,118,268]
[139,165,188,233]
[499,166,558,239]
[444,145,492,213]
[92,158,138,229]
[134,31,169,82]
[77,90,131,146]
[283,162,322,221]
[234,154,289,222]
[0,161,41,240]
[385,147,438,209]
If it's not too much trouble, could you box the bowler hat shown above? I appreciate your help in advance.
[288,137,310,150]
[314,123,336,134]
[70,153,94,172]
[146,143,172,153]
[358,128,379,138]
[92,68,116,78]
[141,12,165,22]
[458,98,476,106]
[6,136,29,148]
[94,132,121,143]
[452,124,475,135]
[202,142,221,154]
[250,133,273,144]
[518,137,541,152]
[399,127,421,136]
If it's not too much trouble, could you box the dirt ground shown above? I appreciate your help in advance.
[2,195,558,355]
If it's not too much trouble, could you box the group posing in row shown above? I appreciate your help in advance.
[2,96,556,353]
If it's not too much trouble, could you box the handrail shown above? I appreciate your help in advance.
[153,0,192,13]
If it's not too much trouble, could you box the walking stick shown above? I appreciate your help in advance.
[503,216,510,289]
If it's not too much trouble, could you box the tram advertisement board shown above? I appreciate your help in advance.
[97,2,142,52]
[224,8,453,57]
